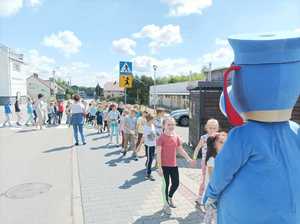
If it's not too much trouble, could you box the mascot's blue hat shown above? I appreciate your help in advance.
[223,31,300,124]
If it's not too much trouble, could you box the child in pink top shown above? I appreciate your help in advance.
[156,117,196,215]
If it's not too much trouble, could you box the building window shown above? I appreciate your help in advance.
[13,62,21,72]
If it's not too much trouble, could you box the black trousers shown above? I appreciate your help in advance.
[162,166,179,200]
[58,112,63,124]
[145,145,155,175]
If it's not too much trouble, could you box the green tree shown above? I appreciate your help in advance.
[95,83,103,100]
[126,75,154,105]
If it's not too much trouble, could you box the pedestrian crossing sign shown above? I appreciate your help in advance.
[119,61,132,75]
[119,74,133,88]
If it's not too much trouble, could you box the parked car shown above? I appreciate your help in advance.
[170,109,189,126]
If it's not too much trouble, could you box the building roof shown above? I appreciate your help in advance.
[150,81,198,95]
[27,74,65,91]
[27,74,51,88]
[104,82,124,92]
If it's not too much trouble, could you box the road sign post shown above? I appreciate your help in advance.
[119,61,133,104]
[124,88,127,104]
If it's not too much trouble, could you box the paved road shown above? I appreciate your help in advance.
[0,121,201,224]
[77,128,203,224]
[0,125,74,224]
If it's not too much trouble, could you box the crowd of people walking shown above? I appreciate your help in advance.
[65,94,227,223]
[1,93,228,224]
[2,94,67,129]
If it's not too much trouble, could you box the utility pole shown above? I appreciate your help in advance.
[124,88,127,104]
[208,62,212,81]
[153,65,158,109]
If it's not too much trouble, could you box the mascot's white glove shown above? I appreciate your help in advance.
[204,197,217,210]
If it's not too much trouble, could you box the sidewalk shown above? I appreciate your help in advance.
[0,125,74,224]
[76,128,204,224]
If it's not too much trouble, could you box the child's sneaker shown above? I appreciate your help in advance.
[132,152,138,161]
[195,201,206,213]
[168,197,176,208]
[162,205,172,215]
[145,175,155,181]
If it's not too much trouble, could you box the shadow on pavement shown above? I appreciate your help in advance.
[43,145,73,153]
[92,134,110,141]
[119,169,147,189]
[16,128,38,133]
[85,132,101,137]
[132,210,171,224]
[132,210,203,224]
[105,150,122,157]
[90,144,120,150]
[105,154,133,166]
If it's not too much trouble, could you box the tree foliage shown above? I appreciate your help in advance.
[125,72,205,105]
[126,75,154,105]
[156,72,205,84]
[95,83,104,100]
[55,78,98,99]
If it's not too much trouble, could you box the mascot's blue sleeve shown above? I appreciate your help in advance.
[203,126,252,202]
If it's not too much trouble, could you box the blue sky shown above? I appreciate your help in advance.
[1,0,300,86]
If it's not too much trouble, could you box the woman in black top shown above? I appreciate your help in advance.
[15,97,22,126]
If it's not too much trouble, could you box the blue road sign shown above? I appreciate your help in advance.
[119,61,132,75]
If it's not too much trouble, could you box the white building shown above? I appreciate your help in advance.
[203,67,228,81]
[0,44,27,104]
[149,81,198,110]
[103,82,124,99]
[27,73,65,101]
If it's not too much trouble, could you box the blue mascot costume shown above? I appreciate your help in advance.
[204,32,300,224]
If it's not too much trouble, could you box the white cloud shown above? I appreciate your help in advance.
[215,38,229,46]
[23,49,108,87]
[43,30,82,56]
[133,24,182,53]
[80,72,112,87]
[0,0,42,16]
[112,38,136,56]
[294,28,300,33]
[161,0,212,17]
[0,0,23,16]
[25,49,56,77]
[132,38,231,76]
[199,38,233,68]
[133,55,199,76]
[56,63,111,87]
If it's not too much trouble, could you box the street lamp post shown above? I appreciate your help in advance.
[208,62,212,81]
[153,65,158,109]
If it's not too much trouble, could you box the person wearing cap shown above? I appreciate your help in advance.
[203,32,300,224]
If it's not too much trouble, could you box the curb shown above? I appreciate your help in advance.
[71,146,85,224]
